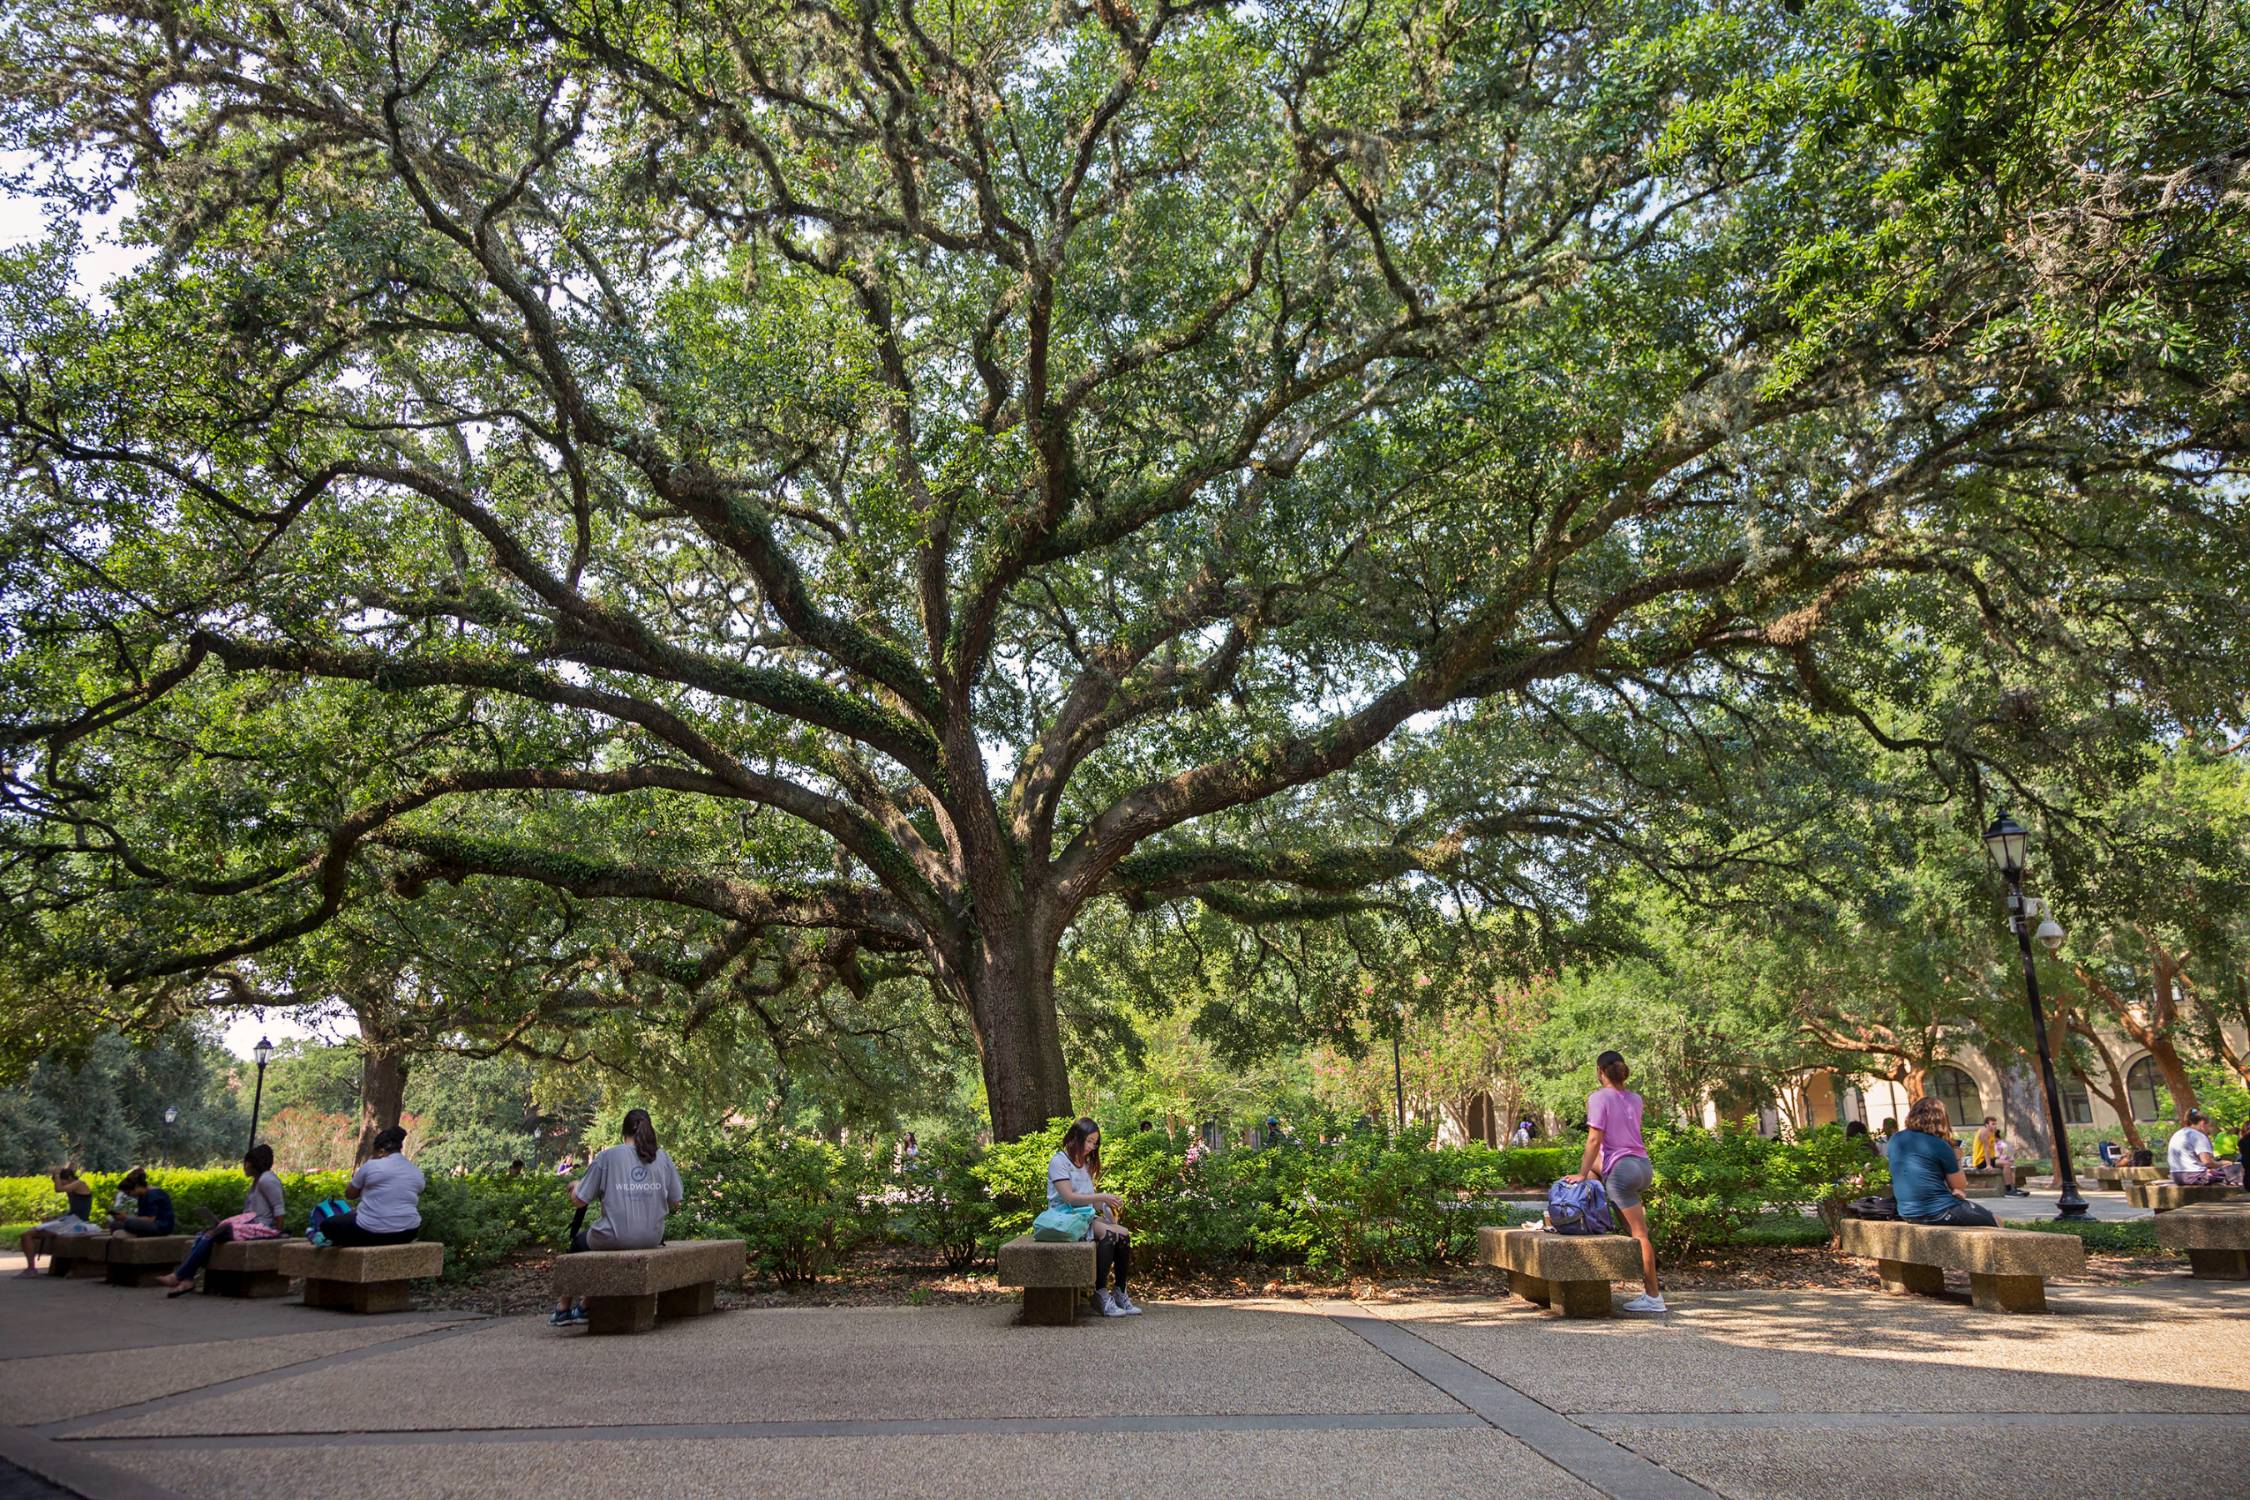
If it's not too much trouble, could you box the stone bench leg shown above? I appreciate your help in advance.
[656,1282,716,1319]
[1968,1273,2047,1314]
[204,1268,292,1299]
[1020,1287,1080,1326]
[105,1262,166,1288]
[1876,1258,1945,1298]
[585,1294,659,1335]
[1552,1279,1613,1318]
[67,1258,108,1279]
[2186,1248,2250,1280]
[303,1277,410,1314]
[1509,1270,1551,1308]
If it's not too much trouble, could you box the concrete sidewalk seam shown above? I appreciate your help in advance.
[34,1319,488,1437]
[0,1424,189,1500]
[1588,1411,2250,1430]
[1330,1311,1721,1500]
[56,1411,1493,1449]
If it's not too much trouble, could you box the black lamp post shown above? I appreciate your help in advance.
[246,1036,274,1153]
[1392,998,1407,1135]
[1981,815,2090,1220]
[161,1105,177,1165]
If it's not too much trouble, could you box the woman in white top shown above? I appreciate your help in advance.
[1048,1117,1141,1317]
[323,1126,427,1246]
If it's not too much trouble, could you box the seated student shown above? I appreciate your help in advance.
[107,1169,176,1236]
[1992,1132,2028,1198]
[1049,1116,1140,1317]
[1886,1097,1998,1226]
[1844,1120,1883,1160]
[17,1166,98,1277]
[154,1145,285,1294]
[2168,1109,2245,1187]
[2097,1139,2123,1167]
[550,1109,682,1328]
[317,1126,427,1246]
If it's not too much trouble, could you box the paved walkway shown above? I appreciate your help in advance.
[3,1250,2241,1499]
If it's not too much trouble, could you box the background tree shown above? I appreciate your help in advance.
[4,0,2247,1137]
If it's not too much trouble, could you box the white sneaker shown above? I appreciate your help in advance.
[1095,1290,1130,1317]
[1111,1291,1143,1315]
[1621,1293,1668,1313]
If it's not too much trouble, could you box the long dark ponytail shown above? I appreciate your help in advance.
[622,1107,659,1164]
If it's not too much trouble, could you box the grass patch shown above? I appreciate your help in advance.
[0,1222,30,1251]
[2012,1219,2165,1254]
[1731,1213,1833,1248]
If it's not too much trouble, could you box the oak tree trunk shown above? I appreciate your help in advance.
[961,932,1073,1141]
[355,1046,409,1165]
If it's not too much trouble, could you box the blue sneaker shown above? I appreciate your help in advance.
[548,1307,576,1328]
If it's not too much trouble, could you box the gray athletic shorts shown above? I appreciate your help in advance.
[1605,1154,1653,1210]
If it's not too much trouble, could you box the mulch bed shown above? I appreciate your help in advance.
[424,1241,2186,1315]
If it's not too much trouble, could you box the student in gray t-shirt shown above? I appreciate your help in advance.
[551,1109,684,1327]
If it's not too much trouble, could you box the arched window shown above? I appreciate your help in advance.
[2125,1057,2165,1121]
[2060,1079,2093,1127]
[1929,1065,1982,1127]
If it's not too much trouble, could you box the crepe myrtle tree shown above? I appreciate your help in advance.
[3,0,2247,1135]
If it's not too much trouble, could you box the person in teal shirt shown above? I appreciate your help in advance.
[1887,1098,1996,1226]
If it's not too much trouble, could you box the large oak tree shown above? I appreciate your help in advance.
[4,0,2246,1134]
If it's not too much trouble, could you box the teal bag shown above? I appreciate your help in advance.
[1031,1206,1094,1242]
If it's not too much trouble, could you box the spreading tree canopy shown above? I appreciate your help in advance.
[3,0,2246,1135]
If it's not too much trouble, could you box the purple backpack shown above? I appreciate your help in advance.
[1545,1176,1613,1236]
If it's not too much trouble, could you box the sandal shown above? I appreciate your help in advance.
[166,1284,195,1299]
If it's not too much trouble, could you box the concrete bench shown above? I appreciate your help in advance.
[2132,1180,2245,1212]
[2092,1165,2125,1189]
[100,1234,197,1287]
[1960,1170,2006,1199]
[552,1240,745,1334]
[204,1238,291,1298]
[278,1240,444,1313]
[2151,1203,2250,1279]
[1837,1219,2083,1313]
[1475,1226,1643,1318]
[42,1235,114,1279]
[996,1235,1096,1325]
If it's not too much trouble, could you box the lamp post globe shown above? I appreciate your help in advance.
[1982,814,2029,877]
[1980,815,2089,1220]
[161,1105,177,1165]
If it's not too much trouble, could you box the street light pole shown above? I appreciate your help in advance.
[246,1037,274,1153]
[1983,816,2090,1221]
[1392,999,1406,1135]
[161,1105,177,1166]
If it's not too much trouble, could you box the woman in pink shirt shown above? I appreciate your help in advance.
[1568,1049,1664,1313]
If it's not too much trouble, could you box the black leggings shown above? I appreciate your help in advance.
[1094,1231,1132,1291]
[322,1212,419,1248]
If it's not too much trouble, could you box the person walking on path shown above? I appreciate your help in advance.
[155,1145,285,1295]
[1888,1098,1998,1226]
[320,1126,427,1246]
[551,1109,683,1328]
[1568,1050,1664,1314]
[17,1166,97,1276]
[1048,1117,1141,1317]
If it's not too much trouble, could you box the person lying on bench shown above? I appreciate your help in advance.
[108,1169,176,1236]
[155,1145,285,1295]
[551,1108,682,1328]
[17,1166,97,1276]
[320,1126,428,1246]
[1887,1097,1997,1227]
[2168,1110,2245,1188]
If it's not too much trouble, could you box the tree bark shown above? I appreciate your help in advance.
[355,1045,409,1165]
[1996,1059,2054,1165]
[2078,956,2198,1122]
[959,933,1073,1141]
